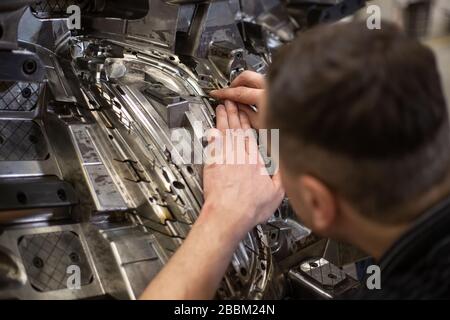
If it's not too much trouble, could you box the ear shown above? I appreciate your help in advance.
[299,175,337,236]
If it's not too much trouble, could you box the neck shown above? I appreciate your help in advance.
[337,201,410,260]
[338,177,450,260]
[347,219,409,261]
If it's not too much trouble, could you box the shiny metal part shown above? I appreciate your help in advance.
[0,0,364,300]
[289,258,360,299]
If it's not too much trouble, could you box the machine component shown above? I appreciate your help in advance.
[0,51,45,83]
[0,120,48,161]
[143,83,190,128]
[289,258,360,299]
[0,1,45,83]
[0,1,34,50]
[0,82,42,112]
[0,177,77,211]
[0,246,27,290]
[30,0,149,20]
[0,0,364,300]
[209,41,247,81]
[18,231,93,292]
[284,0,367,28]
[0,225,104,299]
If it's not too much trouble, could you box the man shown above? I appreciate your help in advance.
[140,21,450,299]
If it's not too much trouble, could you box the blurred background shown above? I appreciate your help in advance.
[354,0,450,107]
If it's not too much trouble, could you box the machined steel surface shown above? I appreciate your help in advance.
[0,0,364,300]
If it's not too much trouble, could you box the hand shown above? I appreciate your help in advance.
[199,100,284,240]
[210,71,267,130]
[140,99,284,300]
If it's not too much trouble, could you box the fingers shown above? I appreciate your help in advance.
[272,171,284,193]
[210,87,264,106]
[204,128,222,162]
[215,104,228,131]
[239,111,251,130]
[239,111,257,157]
[238,104,259,129]
[225,100,241,129]
[231,71,266,89]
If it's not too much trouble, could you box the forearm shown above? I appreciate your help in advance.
[139,204,244,300]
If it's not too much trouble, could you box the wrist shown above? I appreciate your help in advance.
[196,201,249,245]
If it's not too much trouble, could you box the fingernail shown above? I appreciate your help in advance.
[209,90,218,96]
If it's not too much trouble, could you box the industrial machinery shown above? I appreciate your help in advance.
[0,0,366,299]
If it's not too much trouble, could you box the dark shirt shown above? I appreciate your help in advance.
[354,196,450,299]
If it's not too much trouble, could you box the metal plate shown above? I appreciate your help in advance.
[31,0,90,17]
[0,177,78,211]
[300,258,346,288]
[0,52,46,83]
[18,231,93,292]
[0,82,41,112]
[0,120,48,161]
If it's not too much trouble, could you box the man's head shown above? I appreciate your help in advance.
[266,21,450,239]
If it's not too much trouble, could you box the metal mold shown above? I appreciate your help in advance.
[0,0,364,300]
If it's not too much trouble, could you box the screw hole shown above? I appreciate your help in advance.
[201,136,209,148]
[23,59,37,75]
[186,166,194,175]
[29,135,38,144]
[17,192,27,205]
[22,87,32,98]
[172,181,185,190]
[57,189,67,201]
[33,257,44,269]
[69,252,80,263]
[162,170,171,183]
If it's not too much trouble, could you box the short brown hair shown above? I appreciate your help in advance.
[267,21,450,223]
